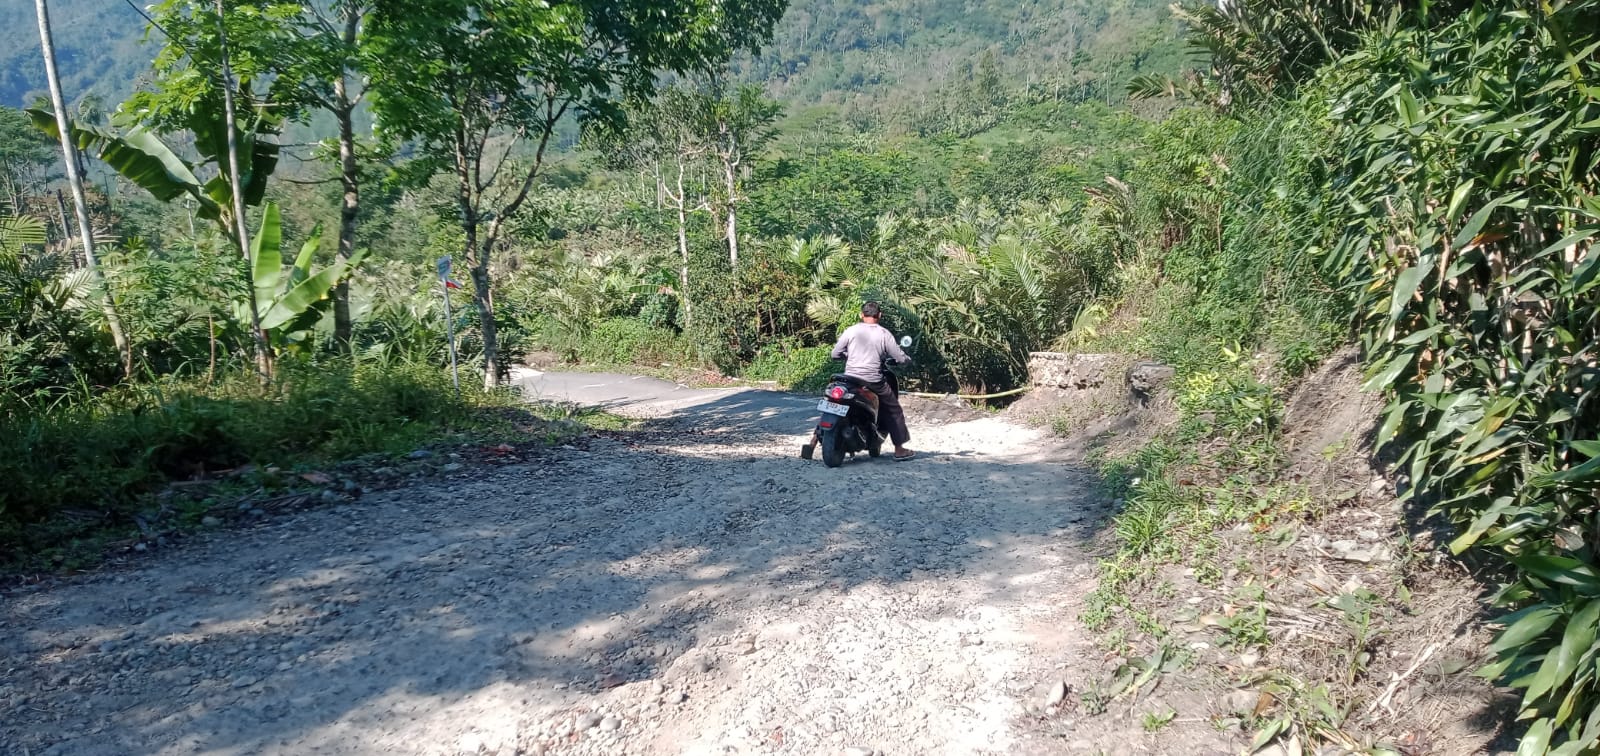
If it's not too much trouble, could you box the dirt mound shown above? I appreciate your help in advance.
[1279,347,1387,484]
[1044,347,1514,755]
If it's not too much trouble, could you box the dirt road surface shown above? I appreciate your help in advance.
[3,373,1119,755]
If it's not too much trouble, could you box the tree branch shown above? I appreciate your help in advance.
[482,96,570,252]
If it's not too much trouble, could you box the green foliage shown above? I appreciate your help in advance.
[245,203,365,347]
[0,213,116,406]
[1132,0,1470,110]
[26,104,280,234]
[1305,4,1600,750]
[577,318,685,367]
[1107,104,1345,379]
[0,361,495,559]
[743,340,839,391]
[879,201,1120,391]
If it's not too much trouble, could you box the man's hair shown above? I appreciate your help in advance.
[860,301,882,318]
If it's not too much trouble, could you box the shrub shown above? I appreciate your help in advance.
[1312,5,1600,750]
[0,362,495,563]
[743,341,840,391]
[576,317,685,366]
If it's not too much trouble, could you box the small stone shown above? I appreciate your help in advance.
[843,748,876,756]
[599,716,622,732]
[652,681,668,695]
[1044,681,1069,707]
[577,712,603,731]
[442,463,463,473]
[231,676,258,689]
[1357,529,1382,542]
[98,641,118,653]
[1329,540,1388,563]
[1240,651,1260,668]
[201,516,222,527]
[1221,689,1258,715]
[408,450,433,460]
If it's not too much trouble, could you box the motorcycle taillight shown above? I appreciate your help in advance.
[828,386,846,401]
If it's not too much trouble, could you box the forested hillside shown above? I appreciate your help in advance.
[1,0,1181,116]
[4,0,1599,753]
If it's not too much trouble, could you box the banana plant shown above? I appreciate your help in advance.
[236,203,366,352]
[25,107,279,232]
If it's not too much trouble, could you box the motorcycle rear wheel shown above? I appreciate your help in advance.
[820,426,846,468]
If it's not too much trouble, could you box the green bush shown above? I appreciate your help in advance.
[743,341,840,391]
[576,317,685,366]
[1311,5,1600,750]
[0,361,494,562]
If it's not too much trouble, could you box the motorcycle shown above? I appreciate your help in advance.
[800,336,913,468]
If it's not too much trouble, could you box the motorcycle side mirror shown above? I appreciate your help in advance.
[900,336,913,348]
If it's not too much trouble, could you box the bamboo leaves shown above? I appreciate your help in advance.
[1315,1,1600,751]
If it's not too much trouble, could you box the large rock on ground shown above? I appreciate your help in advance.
[1125,361,1176,405]
[1027,353,1115,392]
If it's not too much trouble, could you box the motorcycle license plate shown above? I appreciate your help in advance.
[817,400,850,416]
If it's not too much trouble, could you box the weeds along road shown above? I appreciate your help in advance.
[3,372,1120,756]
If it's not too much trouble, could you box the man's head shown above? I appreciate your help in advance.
[860,301,882,324]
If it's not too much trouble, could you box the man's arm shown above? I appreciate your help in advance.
[885,331,911,365]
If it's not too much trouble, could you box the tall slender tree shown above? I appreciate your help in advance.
[367,0,787,387]
[587,88,715,325]
[211,0,273,378]
[33,0,133,377]
[705,83,781,271]
[277,0,373,352]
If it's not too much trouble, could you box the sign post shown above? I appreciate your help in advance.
[437,256,461,397]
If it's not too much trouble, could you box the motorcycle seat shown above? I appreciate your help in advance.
[831,374,871,387]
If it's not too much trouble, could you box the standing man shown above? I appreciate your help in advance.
[831,302,915,461]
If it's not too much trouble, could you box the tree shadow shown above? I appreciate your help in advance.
[2,387,1106,755]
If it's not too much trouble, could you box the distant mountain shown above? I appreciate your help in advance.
[2,0,156,109]
[2,0,1182,120]
[739,0,1182,109]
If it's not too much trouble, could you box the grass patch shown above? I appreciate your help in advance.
[0,360,596,576]
[742,340,841,392]
[575,318,690,367]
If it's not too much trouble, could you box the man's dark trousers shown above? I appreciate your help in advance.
[868,381,910,446]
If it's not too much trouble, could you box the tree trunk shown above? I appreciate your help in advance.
[214,0,272,380]
[331,103,358,352]
[674,162,692,327]
[723,158,739,270]
[330,9,361,353]
[36,0,132,378]
[469,248,498,390]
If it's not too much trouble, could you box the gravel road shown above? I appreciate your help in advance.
[2,374,1112,755]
